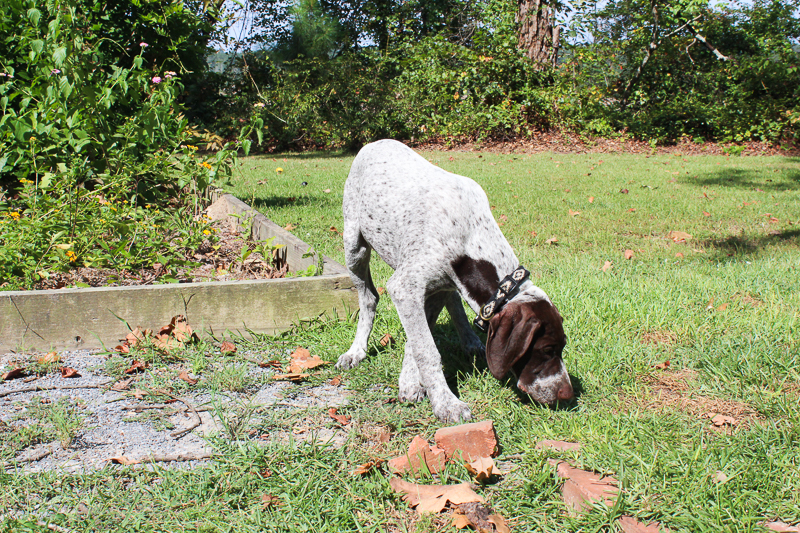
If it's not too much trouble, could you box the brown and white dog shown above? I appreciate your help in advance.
[336,140,573,422]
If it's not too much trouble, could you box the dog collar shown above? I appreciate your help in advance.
[473,266,530,332]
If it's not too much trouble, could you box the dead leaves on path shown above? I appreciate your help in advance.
[272,347,330,382]
[114,315,200,354]
[389,477,484,514]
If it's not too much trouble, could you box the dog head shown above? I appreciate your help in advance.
[485,290,573,404]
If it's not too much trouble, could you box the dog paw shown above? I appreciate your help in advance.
[335,349,366,370]
[432,398,472,423]
[399,382,426,402]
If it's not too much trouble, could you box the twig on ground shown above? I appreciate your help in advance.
[140,451,213,463]
[0,380,114,398]
[122,403,211,413]
[146,390,204,439]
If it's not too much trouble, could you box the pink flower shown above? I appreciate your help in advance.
[151,76,162,84]
[140,42,148,47]
[164,71,177,79]
[51,69,61,75]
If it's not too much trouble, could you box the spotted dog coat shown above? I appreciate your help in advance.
[336,139,573,422]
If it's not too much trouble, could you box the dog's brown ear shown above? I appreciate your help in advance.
[485,303,541,379]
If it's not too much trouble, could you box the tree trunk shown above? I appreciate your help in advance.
[517,0,560,69]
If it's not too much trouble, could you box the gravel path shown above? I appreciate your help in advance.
[1,349,349,473]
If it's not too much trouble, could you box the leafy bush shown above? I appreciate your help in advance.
[0,0,256,289]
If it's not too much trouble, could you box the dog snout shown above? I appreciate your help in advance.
[556,381,574,402]
[518,359,573,404]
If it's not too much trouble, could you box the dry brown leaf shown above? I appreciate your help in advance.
[329,376,342,386]
[38,352,60,365]
[464,457,504,483]
[601,261,613,272]
[124,360,148,374]
[284,223,297,231]
[568,209,581,217]
[288,347,329,373]
[1,367,25,381]
[257,360,283,369]
[488,514,511,533]
[620,188,629,194]
[108,456,140,465]
[703,211,711,217]
[178,370,198,385]
[379,333,394,347]
[377,287,386,295]
[710,413,737,427]
[453,512,473,529]
[328,407,351,425]
[717,303,729,311]
[545,237,558,245]
[351,459,383,476]
[220,341,237,355]
[654,360,671,370]
[668,230,693,243]
[713,471,729,484]
[272,373,309,382]
[111,378,133,391]
[60,367,81,378]
[588,196,594,203]
[675,252,684,258]
[114,344,130,354]
[624,249,634,260]
[389,477,484,514]
[261,494,281,509]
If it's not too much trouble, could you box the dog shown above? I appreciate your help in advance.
[336,139,573,422]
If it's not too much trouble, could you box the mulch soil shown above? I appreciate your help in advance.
[31,225,288,291]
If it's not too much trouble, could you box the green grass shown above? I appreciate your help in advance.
[2,149,799,532]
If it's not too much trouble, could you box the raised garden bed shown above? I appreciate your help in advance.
[0,193,356,353]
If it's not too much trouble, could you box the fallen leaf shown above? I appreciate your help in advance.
[124,360,148,374]
[654,360,670,370]
[703,211,711,217]
[568,209,581,217]
[272,373,309,382]
[379,333,394,347]
[377,287,386,295]
[389,478,483,514]
[675,252,684,258]
[620,188,629,194]
[453,512,473,529]
[706,298,715,310]
[449,156,455,161]
[668,230,693,243]
[545,237,558,245]
[114,344,130,354]
[488,514,511,533]
[388,435,447,475]
[220,341,237,355]
[260,494,281,509]
[283,223,297,231]
[763,521,800,532]
[709,413,737,427]
[329,376,342,386]
[717,303,729,311]
[178,370,198,385]
[628,208,636,212]
[1,367,26,381]
[60,367,81,378]
[328,407,351,425]
[288,347,329,373]
[351,459,383,476]
[499,214,508,222]
[713,471,729,484]
[323,189,332,193]
[38,352,60,365]
[529,230,537,237]
[111,378,133,391]
[464,457,505,483]
[378,431,392,443]
[601,261,613,272]
[535,440,581,452]
[257,360,283,369]
[624,249,634,260]
[588,196,594,203]
[108,456,140,465]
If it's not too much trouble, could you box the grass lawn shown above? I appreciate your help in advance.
[2,147,799,532]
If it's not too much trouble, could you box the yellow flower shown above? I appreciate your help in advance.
[8,212,20,219]
[201,161,213,170]
[276,167,283,173]
[66,250,77,262]
[203,229,210,235]
[454,93,460,100]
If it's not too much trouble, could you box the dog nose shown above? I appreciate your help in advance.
[557,383,574,401]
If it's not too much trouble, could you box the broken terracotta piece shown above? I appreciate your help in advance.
[434,420,498,461]
[388,435,446,474]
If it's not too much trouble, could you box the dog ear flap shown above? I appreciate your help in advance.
[485,303,541,380]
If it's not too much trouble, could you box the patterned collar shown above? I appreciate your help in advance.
[472,266,530,331]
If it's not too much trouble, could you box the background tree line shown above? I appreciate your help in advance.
[195,0,800,149]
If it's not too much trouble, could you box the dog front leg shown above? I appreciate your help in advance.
[388,273,472,423]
